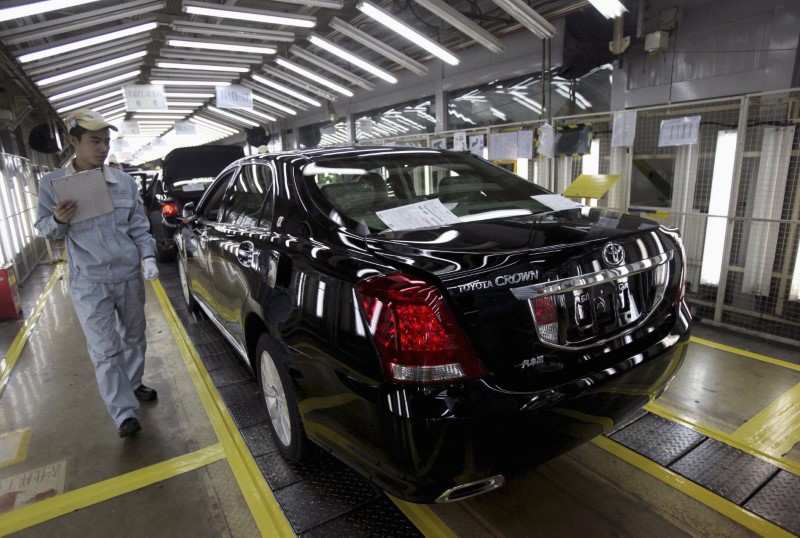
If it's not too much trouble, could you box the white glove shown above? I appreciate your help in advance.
[142,257,159,280]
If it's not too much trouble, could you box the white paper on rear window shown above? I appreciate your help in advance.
[376,199,461,231]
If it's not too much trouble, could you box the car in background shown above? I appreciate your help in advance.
[128,169,159,196]
[144,144,244,261]
[175,146,691,503]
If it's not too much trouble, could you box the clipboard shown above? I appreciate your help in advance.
[51,169,114,224]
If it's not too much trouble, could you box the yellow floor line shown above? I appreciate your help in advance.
[0,443,225,536]
[592,436,794,538]
[730,382,800,459]
[690,336,800,372]
[0,264,62,397]
[645,401,800,477]
[388,496,458,538]
[152,280,295,537]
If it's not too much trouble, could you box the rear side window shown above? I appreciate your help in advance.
[219,163,274,228]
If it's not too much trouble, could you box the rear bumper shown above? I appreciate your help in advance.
[302,302,691,503]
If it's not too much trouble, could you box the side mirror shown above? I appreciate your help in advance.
[180,202,196,223]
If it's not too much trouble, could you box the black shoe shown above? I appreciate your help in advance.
[118,417,141,438]
[134,385,158,401]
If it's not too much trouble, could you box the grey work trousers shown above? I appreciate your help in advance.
[70,277,146,427]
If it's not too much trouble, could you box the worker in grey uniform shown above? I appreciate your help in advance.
[35,108,159,438]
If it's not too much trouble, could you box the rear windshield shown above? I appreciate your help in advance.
[303,150,566,234]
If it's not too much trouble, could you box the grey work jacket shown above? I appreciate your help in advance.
[35,163,156,283]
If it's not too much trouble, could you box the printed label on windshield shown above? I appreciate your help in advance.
[376,199,461,231]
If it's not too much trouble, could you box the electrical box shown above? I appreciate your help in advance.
[645,31,669,54]
[0,263,22,321]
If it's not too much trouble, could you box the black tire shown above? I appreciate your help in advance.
[256,333,310,463]
[177,256,199,313]
[155,244,175,263]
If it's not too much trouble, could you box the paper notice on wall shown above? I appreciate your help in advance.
[658,115,701,147]
[176,121,197,135]
[538,124,555,158]
[611,110,637,147]
[453,131,467,151]
[376,199,460,231]
[517,130,534,159]
[469,134,484,156]
[431,137,447,149]
[488,132,517,160]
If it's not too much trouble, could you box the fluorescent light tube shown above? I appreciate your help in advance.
[57,90,124,113]
[36,51,146,87]
[192,116,238,133]
[588,0,627,19]
[171,21,295,42]
[489,0,556,39]
[276,58,354,97]
[134,109,195,114]
[207,106,260,127]
[411,0,505,54]
[133,115,186,120]
[166,39,277,55]
[252,94,296,115]
[308,35,397,83]
[252,74,322,107]
[243,108,278,123]
[95,99,126,112]
[18,22,157,63]
[156,62,249,73]
[183,1,315,28]
[151,80,231,87]
[356,0,459,66]
[50,70,140,101]
[289,45,374,91]
[0,0,101,23]
[329,17,427,77]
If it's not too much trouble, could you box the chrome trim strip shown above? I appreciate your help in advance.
[196,301,249,360]
[511,250,673,300]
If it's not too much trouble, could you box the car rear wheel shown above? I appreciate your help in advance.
[177,257,198,313]
[257,333,310,463]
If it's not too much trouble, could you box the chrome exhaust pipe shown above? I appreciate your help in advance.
[435,475,505,503]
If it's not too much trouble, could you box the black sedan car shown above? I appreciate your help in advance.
[175,146,691,503]
[144,144,244,261]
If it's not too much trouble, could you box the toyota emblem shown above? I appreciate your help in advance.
[602,242,625,267]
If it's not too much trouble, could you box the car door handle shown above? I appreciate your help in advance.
[237,241,256,267]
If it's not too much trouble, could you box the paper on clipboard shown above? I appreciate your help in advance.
[50,169,114,224]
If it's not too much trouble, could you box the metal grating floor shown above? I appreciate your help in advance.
[610,414,800,535]
[160,265,421,537]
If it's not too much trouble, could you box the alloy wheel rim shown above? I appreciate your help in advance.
[260,350,291,447]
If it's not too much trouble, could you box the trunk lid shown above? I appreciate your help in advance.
[364,209,684,390]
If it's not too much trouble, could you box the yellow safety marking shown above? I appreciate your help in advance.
[0,265,63,397]
[0,444,224,536]
[298,393,359,414]
[731,382,800,459]
[689,336,800,373]
[389,496,458,538]
[592,436,794,538]
[152,280,294,537]
[646,401,800,477]
[0,428,32,469]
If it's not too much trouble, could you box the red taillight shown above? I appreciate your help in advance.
[356,273,487,384]
[530,295,559,344]
[161,202,179,217]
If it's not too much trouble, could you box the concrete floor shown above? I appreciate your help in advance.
[0,261,797,536]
